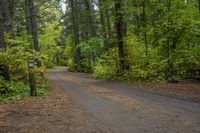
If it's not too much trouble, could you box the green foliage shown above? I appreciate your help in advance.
[93,64,115,79]
[79,37,104,59]
[64,36,76,71]
[0,39,49,102]
[39,22,62,68]
[0,40,48,81]
[79,37,104,72]
[0,81,29,102]
[0,0,62,102]
[0,76,10,94]
[0,79,48,102]
[93,49,118,79]
[61,0,200,82]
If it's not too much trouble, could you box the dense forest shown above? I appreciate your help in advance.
[0,0,200,100]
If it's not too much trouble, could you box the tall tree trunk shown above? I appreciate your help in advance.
[0,0,11,81]
[114,0,128,73]
[8,0,15,39]
[99,0,108,48]
[70,0,81,71]
[29,0,40,52]
[84,0,96,37]
[25,0,41,67]
[25,0,32,35]
[0,14,6,49]
[0,0,7,47]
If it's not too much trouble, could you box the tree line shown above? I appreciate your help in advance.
[62,0,200,81]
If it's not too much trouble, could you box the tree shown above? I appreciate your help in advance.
[114,0,128,73]
[98,0,108,47]
[199,0,200,13]
[25,0,32,35]
[84,0,96,37]
[69,0,81,71]
[26,0,40,52]
[0,0,11,81]
[142,0,148,59]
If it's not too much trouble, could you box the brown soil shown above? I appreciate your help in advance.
[0,80,101,133]
[134,82,200,103]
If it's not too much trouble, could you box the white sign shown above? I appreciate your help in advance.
[28,60,34,67]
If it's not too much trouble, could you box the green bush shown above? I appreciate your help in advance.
[0,79,48,102]
[0,39,49,102]
[0,76,10,94]
[93,49,117,79]
[93,64,116,79]
[0,81,29,102]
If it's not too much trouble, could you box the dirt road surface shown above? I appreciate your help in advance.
[0,67,199,133]
[47,67,200,133]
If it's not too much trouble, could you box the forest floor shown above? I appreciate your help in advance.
[0,67,199,133]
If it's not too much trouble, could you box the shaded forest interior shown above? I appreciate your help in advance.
[0,0,200,99]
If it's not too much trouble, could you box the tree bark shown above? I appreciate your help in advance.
[99,0,108,48]
[0,9,6,48]
[198,0,200,13]
[114,0,128,73]
[29,0,40,52]
[0,0,11,30]
[25,0,32,35]
[70,0,81,72]
[8,0,15,39]
[0,0,11,81]
[84,0,96,37]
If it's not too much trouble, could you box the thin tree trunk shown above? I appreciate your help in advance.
[25,0,32,35]
[142,0,148,59]
[166,0,172,80]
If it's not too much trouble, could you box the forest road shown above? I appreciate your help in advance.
[48,67,200,133]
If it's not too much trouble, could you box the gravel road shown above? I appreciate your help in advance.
[49,67,200,133]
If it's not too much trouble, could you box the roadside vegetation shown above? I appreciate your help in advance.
[62,0,200,82]
[0,0,200,101]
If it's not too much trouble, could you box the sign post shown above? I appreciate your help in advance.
[28,60,36,96]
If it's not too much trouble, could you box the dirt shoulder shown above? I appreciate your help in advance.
[133,82,200,103]
[0,79,101,133]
